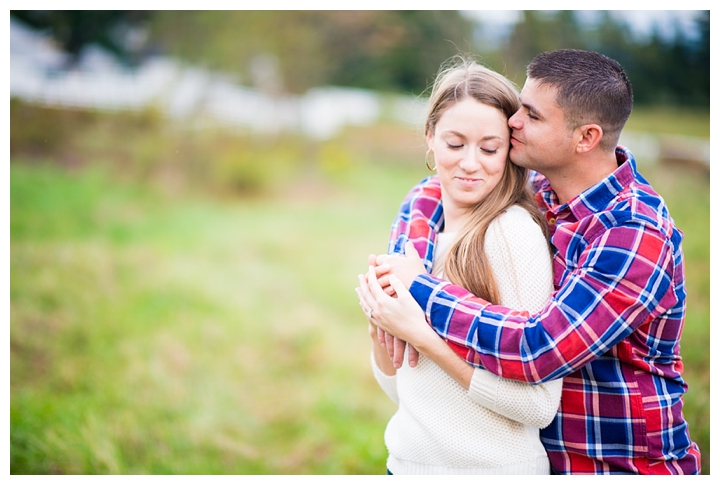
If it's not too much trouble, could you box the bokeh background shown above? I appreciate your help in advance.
[9,10,710,474]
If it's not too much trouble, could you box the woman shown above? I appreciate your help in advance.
[356,57,561,474]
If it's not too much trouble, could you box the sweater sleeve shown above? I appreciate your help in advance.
[370,352,399,405]
[468,368,562,428]
[465,207,561,428]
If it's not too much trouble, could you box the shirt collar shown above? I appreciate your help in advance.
[536,146,637,218]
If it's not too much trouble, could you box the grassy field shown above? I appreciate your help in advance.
[9,104,710,474]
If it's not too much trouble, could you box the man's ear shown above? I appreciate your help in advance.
[575,124,603,153]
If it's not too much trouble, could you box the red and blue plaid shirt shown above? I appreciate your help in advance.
[390,147,701,474]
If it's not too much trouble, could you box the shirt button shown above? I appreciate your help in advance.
[548,217,556,225]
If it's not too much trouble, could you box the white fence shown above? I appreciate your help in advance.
[9,18,425,140]
[10,18,709,167]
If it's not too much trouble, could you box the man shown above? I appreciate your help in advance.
[364,49,701,474]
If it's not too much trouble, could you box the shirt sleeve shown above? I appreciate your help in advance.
[409,219,678,384]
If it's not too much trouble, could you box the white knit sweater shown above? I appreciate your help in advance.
[372,205,561,474]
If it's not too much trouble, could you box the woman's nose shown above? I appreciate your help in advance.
[459,149,481,172]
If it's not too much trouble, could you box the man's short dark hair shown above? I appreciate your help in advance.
[527,49,633,151]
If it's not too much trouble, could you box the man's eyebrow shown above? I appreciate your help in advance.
[520,100,540,117]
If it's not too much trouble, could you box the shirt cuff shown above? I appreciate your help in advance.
[408,273,447,316]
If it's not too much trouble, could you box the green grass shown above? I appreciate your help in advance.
[9,160,421,474]
[626,105,710,138]
[9,104,710,474]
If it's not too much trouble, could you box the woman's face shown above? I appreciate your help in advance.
[427,98,510,220]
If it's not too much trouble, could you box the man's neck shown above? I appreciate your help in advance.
[544,152,619,205]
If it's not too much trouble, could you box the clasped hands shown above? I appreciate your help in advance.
[356,242,432,369]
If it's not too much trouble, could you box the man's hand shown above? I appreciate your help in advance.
[357,262,437,356]
[374,242,427,291]
[366,249,420,367]
[368,253,395,296]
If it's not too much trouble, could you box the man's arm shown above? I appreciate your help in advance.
[409,221,678,383]
[360,266,562,429]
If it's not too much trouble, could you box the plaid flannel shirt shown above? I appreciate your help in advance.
[390,147,701,474]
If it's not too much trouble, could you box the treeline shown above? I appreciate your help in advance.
[11,10,710,106]
[493,11,710,107]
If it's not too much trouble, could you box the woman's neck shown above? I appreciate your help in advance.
[441,201,468,233]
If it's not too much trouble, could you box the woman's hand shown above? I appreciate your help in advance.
[358,283,419,369]
[367,322,397,375]
[357,262,436,350]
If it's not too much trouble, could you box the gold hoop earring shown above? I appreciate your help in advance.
[425,150,436,171]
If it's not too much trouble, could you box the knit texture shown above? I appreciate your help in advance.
[372,205,560,474]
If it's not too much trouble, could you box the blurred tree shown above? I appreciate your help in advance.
[12,10,709,107]
[148,11,327,90]
[10,10,153,67]
[497,10,709,108]
[627,10,710,106]
[688,11,711,105]
[148,10,475,94]
[320,11,476,94]
[503,11,586,79]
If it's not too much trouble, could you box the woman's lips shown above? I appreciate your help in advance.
[456,177,480,187]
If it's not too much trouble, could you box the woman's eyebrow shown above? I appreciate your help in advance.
[444,130,504,141]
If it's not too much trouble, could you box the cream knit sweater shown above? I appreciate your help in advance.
[372,205,561,474]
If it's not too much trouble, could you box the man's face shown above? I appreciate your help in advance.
[507,78,575,173]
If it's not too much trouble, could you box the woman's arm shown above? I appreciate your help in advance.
[468,368,561,429]
[360,266,462,380]
[466,207,560,428]
[360,208,563,427]
[368,322,400,404]
[369,323,396,376]
[359,271,562,428]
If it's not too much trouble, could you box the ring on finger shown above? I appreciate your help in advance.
[359,302,373,319]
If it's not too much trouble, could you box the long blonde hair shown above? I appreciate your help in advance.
[426,56,549,304]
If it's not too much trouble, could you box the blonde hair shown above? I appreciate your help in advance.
[426,56,549,304]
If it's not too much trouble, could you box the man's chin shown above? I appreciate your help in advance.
[509,153,533,170]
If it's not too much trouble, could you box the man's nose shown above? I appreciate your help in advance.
[508,112,522,130]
